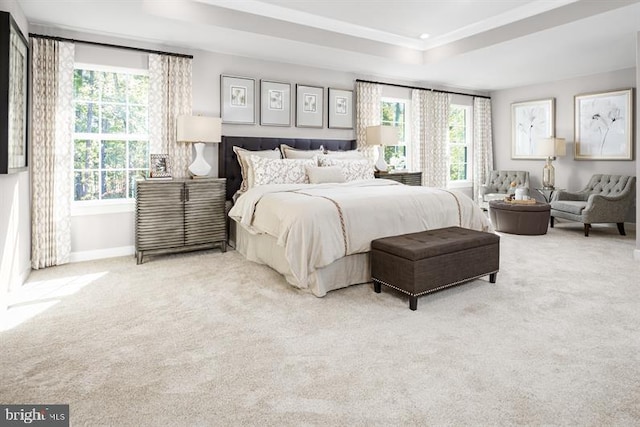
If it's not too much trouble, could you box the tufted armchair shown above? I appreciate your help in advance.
[550,174,636,237]
[479,170,530,209]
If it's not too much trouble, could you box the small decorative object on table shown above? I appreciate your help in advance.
[149,154,172,179]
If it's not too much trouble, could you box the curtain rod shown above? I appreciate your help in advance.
[355,78,491,99]
[28,33,193,59]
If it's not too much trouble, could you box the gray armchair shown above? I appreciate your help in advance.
[479,170,530,209]
[550,174,636,236]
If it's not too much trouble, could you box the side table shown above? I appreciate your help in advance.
[536,188,564,203]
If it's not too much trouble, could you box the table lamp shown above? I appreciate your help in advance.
[176,115,222,177]
[366,125,399,172]
[538,137,566,189]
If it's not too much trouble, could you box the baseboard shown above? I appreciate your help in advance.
[70,246,135,263]
[634,249,640,262]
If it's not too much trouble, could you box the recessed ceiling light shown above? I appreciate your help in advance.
[419,33,430,40]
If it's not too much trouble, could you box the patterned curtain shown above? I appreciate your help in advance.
[473,97,494,202]
[355,81,382,161]
[412,90,450,188]
[148,54,193,178]
[30,39,74,269]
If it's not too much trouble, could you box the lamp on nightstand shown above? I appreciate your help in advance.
[366,125,399,172]
[176,115,222,177]
[538,137,566,189]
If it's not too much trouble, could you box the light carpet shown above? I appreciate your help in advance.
[1,222,639,426]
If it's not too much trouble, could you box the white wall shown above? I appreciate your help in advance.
[490,68,637,223]
[0,0,30,309]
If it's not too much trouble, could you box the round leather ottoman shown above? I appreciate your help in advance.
[489,200,551,235]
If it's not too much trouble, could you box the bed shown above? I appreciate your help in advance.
[220,136,493,297]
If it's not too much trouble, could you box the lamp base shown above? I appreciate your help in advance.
[374,144,387,172]
[188,142,211,177]
[542,157,555,190]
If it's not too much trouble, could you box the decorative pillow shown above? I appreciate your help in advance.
[250,156,317,186]
[305,165,346,184]
[319,157,374,182]
[323,149,364,159]
[280,144,323,160]
[233,146,281,192]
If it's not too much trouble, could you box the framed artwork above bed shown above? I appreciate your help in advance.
[296,84,324,128]
[260,80,291,127]
[328,88,353,129]
[221,75,256,125]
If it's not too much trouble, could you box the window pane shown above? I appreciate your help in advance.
[101,140,126,169]
[75,103,100,133]
[101,104,127,133]
[128,105,148,134]
[74,139,99,169]
[74,171,99,201]
[74,69,100,101]
[101,72,127,103]
[101,171,126,199]
[129,75,149,105]
[384,145,406,170]
[129,140,149,169]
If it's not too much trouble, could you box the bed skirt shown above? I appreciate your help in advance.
[234,221,371,297]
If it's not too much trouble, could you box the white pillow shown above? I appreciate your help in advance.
[305,166,346,184]
[233,146,281,192]
[280,144,323,160]
[323,149,364,159]
[319,157,374,181]
[250,156,317,186]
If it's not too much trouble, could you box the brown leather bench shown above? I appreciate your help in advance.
[489,200,550,235]
[371,227,500,310]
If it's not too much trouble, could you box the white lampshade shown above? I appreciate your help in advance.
[538,137,566,158]
[176,115,222,143]
[176,115,222,177]
[365,125,399,146]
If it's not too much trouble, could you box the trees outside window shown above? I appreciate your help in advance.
[448,105,472,182]
[73,66,149,201]
[381,99,409,170]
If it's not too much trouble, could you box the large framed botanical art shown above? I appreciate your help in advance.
[0,12,28,174]
[511,98,554,159]
[260,80,291,127]
[574,89,633,160]
[328,88,353,129]
[296,84,323,128]
[221,75,256,125]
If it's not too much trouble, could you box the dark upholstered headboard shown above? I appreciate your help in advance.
[219,136,357,201]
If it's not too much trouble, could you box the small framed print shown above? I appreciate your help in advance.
[511,98,555,159]
[328,88,353,129]
[260,80,291,126]
[574,88,633,160]
[221,75,256,124]
[296,84,324,128]
[149,154,172,179]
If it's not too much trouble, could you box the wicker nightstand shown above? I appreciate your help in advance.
[374,171,422,186]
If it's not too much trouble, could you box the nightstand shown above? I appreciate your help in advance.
[374,171,422,186]
[135,178,226,264]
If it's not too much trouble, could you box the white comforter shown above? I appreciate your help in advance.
[229,179,493,290]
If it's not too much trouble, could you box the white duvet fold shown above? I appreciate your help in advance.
[229,179,493,289]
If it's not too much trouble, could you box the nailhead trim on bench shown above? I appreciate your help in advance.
[372,269,499,298]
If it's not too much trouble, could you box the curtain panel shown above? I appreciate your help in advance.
[148,54,193,179]
[473,97,494,202]
[30,39,74,269]
[355,81,382,161]
[411,90,450,188]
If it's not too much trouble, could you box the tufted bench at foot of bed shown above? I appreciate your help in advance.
[371,226,500,311]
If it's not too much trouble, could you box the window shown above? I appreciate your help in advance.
[73,65,149,202]
[448,104,472,182]
[381,98,409,170]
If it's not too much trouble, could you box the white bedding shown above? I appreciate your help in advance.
[229,179,493,295]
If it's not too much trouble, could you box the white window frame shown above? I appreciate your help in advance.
[448,104,473,189]
[380,97,411,170]
[72,63,149,216]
